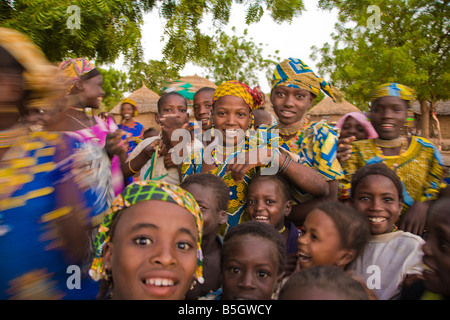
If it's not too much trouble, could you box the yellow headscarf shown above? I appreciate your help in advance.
[369,83,416,104]
[213,80,264,110]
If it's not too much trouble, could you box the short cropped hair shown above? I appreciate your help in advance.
[315,201,370,261]
[221,221,286,275]
[278,265,370,300]
[180,173,230,212]
[350,162,404,203]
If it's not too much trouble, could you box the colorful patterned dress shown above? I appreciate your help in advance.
[181,129,280,233]
[118,121,144,155]
[0,132,99,299]
[262,119,344,204]
[340,136,446,214]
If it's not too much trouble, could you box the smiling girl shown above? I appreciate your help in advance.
[349,163,425,300]
[89,180,204,300]
[266,58,346,225]
[341,83,445,236]
[181,80,328,233]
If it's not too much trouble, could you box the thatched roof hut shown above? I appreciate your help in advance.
[110,83,161,130]
[410,100,450,140]
[306,97,362,125]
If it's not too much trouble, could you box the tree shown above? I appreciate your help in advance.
[127,59,180,95]
[98,67,129,110]
[194,27,280,87]
[0,0,156,64]
[160,0,305,69]
[1,0,305,68]
[312,0,449,138]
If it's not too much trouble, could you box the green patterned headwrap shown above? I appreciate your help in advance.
[89,180,204,284]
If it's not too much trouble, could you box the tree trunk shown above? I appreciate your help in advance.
[430,100,442,151]
[419,99,430,138]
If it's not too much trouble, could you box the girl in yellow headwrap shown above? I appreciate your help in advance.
[341,83,446,236]
[181,80,329,234]
[267,58,346,225]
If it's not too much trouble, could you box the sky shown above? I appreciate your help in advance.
[128,0,340,93]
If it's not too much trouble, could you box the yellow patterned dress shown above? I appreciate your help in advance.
[181,129,280,234]
[340,136,446,214]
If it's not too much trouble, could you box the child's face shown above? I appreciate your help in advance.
[79,74,105,109]
[211,95,252,146]
[270,86,314,126]
[352,174,402,234]
[193,91,213,129]
[422,206,450,297]
[156,95,189,124]
[222,235,281,300]
[182,183,227,238]
[369,96,407,140]
[296,209,350,270]
[104,200,199,300]
[340,116,368,141]
[247,179,291,231]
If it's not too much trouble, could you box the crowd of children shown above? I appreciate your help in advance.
[1,27,449,301]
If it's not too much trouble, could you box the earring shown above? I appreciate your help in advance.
[190,279,197,290]
[104,266,112,281]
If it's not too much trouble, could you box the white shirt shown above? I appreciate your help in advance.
[348,230,425,300]
[128,135,203,185]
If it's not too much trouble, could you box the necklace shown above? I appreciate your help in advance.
[374,136,405,148]
[66,114,92,129]
[277,118,308,136]
[374,135,409,170]
[69,107,86,112]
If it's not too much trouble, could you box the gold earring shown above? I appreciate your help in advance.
[190,279,197,290]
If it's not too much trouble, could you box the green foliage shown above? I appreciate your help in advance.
[1,0,157,64]
[127,59,180,95]
[1,0,305,69]
[98,67,129,110]
[193,27,280,87]
[313,0,449,109]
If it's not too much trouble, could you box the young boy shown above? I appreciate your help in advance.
[124,92,203,184]
[180,173,229,300]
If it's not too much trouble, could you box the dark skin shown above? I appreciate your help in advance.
[183,183,228,300]
[123,95,192,180]
[0,60,89,264]
[200,96,328,198]
[270,86,338,226]
[370,96,429,235]
[339,96,429,235]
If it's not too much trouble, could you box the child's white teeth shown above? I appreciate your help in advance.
[255,216,269,221]
[368,217,387,223]
[145,278,174,286]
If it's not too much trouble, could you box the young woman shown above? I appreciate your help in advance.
[181,80,329,233]
[266,58,345,225]
[341,83,446,235]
